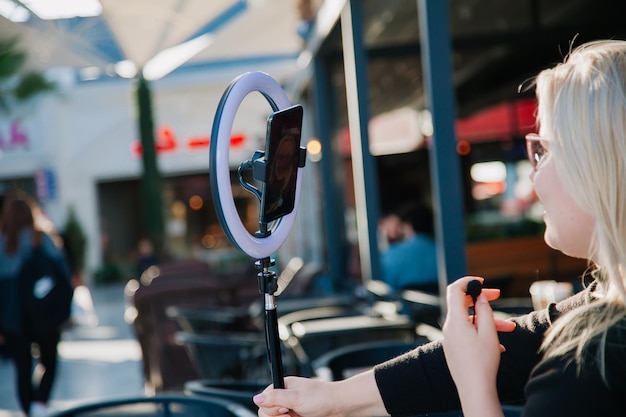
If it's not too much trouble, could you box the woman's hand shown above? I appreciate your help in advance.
[255,377,326,417]
[254,371,388,417]
[442,276,505,417]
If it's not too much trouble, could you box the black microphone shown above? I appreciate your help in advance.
[467,279,482,304]
[466,279,482,324]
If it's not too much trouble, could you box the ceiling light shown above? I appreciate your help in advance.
[114,60,138,79]
[0,0,29,22]
[21,0,102,19]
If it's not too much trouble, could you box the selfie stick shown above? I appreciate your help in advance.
[209,71,305,389]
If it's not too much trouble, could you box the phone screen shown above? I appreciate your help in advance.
[260,105,303,224]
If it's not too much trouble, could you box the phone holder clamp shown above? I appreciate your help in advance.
[237,144,307,238]
[237,150,266,202]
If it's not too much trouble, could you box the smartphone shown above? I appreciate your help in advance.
[260,104,303,224]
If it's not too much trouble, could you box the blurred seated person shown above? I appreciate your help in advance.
[378,211,404,249]
[380,203,438,293]
[136,237,159,277]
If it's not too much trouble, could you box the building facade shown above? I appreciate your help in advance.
[0,59,324,284]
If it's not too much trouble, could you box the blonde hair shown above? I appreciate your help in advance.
[535,40,626,379]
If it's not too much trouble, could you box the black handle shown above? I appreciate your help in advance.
[265,308,285,388]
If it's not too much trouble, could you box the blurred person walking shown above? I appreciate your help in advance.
[0,192,72,417]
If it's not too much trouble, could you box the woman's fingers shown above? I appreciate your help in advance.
[481,288,501,302]
[474,293,497,335]
[468,316,515,331]
[254,380,297,417]
[446,276,484,322]
[494,318,516,332]
[445,276,515,325]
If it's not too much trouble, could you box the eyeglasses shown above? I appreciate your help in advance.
[525,133,549,169]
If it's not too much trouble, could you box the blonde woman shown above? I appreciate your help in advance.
[255,39,626,417]
[443,39,626,417]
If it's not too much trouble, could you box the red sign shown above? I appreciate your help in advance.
[132,125,246,157]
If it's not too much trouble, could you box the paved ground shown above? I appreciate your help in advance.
[0,283,144,416]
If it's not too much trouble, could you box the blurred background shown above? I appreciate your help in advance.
[0,0,625,413]
[1,0,618,294]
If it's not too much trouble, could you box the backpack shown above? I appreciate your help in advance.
[18,245,74,336]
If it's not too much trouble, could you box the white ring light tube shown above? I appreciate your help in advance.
[209,71,303,259]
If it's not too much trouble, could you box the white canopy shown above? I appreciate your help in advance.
[1,0,304,77]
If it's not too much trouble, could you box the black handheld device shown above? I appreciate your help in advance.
[467,279,482,324]
[260,104,304,224]
[466,279,482,304]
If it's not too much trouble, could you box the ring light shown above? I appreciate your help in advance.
[210,71,303,259]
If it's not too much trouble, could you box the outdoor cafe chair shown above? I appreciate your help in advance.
[47,393,257,417]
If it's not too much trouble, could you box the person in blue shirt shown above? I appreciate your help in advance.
[380,203,438,293]
[0,192,70,417]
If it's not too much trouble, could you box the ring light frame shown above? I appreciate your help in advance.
[209,71,303,259]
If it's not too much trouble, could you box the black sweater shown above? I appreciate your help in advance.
[374,283,626,416]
